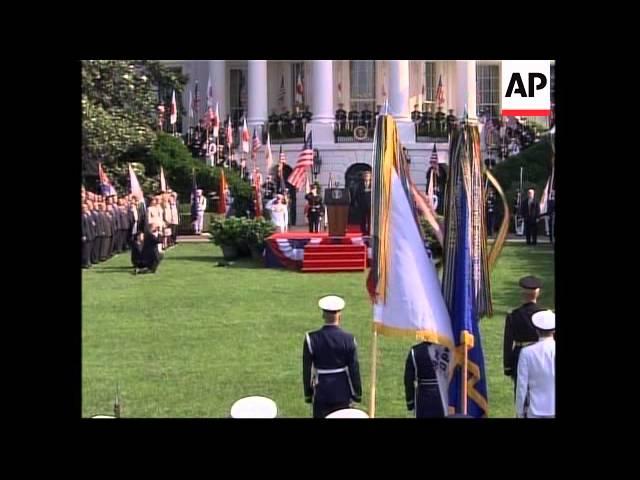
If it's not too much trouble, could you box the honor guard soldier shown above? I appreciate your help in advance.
[302,105,313,131]
[81,203,95,269]
[446,109,457,134]
[486,188,496,237]
[421,104,434,135]
[291,108,303,135]
[348,108,359,130]
[305,184,323,233]
[503,275,546,394]
[404,341,447,418]
[302,295,362,419]
[262,175,276,201]
[435,106,446,136]
[411,104,422,123]
[335,103,347,131]
[516,310,556,418]
[361,107,373,129]
[268,110,279,135]
[279,108,291,136]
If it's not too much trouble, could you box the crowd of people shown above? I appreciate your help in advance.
[81,186,180,274]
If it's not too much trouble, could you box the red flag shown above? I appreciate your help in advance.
[217,169,228,214]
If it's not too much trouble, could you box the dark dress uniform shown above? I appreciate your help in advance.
[111,208,122,254]
[292,110,304,135]
[268,112,279,135]
[131,237,145,270]
[435,108,446,135]
[100,211,112,261]
[303,324,362,418]
[335,107,347,130]
[348,110,359,129]
[504,299,545,394]
[302,108,313,132]
[91,210,103,264]
[425,165,448,215]
[421,109,434,135]
[446,111,457,134]
[279,111,291,135]
[305,192,323,233]
[520,198,541,245]
[361,109,373,129]
[81,212,95,268]
[404,342,445,418]
[142,234,162,273]
[262,180,276,201]
[411,108,422,123]
[354,180,372,235]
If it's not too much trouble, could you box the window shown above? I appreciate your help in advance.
[424,62,436,107]
[476,64,500,119]
[291,62,305,111]
[230,69,248,124]
[350,60,375,112]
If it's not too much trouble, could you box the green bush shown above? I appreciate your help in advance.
[491,138,553,231]
[246,218,276,250]
[419,216,444,260]
[210,217,246,247]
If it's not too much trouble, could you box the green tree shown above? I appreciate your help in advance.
[81,60,187,177]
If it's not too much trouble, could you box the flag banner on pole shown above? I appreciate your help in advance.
[212,103,219,138]
[98,163,117,197]
[278,74,286,107]
[193,81,200,120]
[226,118,233,147]
[287,132,313,190]
[436,75,445,108]
[170,90,177,125]
[129,163,144,201]
[265,133,273,172]
[218,169,228,214]
[253,169,263,218]
[207,74,214,109]
[295,71,304,106]
[441,122,491,417]
[189,90,194,119]
[242,118,250,153]
[160,166,167,192]
[252,127,262,161]
[367,115,454,413]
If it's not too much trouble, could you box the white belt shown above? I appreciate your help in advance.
[316,367,348,375]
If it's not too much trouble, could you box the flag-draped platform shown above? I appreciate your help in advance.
[264,229,370,272]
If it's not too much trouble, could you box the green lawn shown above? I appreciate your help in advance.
[82,241,554,418]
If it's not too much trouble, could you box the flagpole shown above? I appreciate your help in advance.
[461,344,469,415]
[368,328,379,418]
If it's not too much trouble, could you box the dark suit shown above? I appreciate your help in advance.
[305,193,323,233]
[503,302,546,393]
[303,325,362,418]
[131,239,145,269]
[335,108,347,130]
[81,213,95,268]
[91,210,103,264]
[521,198,540,245]
[142,234,162,272]
[354,181,372,235]
[404,342,445,418]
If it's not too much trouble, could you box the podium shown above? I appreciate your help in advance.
[324,188,351,237]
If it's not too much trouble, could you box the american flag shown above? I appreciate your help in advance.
[278,74,286,106]
[251,128,261,160]
[287,132,314,190]
[98,163,116,196]
[337,81,342,101]
[226,117,233,147]
[435,75,445,108]
[295,71,304,106]
[207,74,214,108]
[241,118,250,153]
[192,81,200,119]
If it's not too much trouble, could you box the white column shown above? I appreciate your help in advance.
[209,60,226,119]
[455,60,477,120]
[310,60,335,143]
[247,60,268,133]
[389,60,414,143]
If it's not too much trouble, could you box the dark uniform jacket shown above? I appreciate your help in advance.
[404,342,445,418]
[303,325,362,417]
[503,302,546,378]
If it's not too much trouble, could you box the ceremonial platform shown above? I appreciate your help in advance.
[264,226,371,272]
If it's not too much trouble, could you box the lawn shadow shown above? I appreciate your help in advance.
[165,254,264,269]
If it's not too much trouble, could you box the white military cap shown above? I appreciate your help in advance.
[230,396,278,418]
[325,408,369,419]
[318,295,345,312]
[531,310,555,331]
[90,415,116,419]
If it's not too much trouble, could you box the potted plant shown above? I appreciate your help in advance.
[210,217,243,259]
[235,217,252,257]
[246,218,276,260]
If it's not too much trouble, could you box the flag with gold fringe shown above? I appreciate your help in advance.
[366,114,455,414]
[441,120,491,417]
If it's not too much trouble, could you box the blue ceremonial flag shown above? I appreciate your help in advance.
[442,124,491,417]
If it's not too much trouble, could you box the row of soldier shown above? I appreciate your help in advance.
[81,187,181,273]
